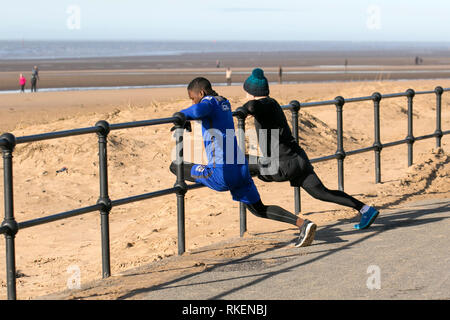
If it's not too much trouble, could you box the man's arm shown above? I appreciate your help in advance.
[180,100,212,120]
[242,100,259,116]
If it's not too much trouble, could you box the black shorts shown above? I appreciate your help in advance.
[257,148,315,187]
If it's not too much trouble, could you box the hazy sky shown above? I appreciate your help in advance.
[1,0,450,42]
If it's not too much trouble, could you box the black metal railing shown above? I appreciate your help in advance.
[273,86,449,214]
[1,86,449,300]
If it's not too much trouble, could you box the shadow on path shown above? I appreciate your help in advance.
[115,201,449,300]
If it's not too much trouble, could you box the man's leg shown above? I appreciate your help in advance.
[296,170,365,211]
[245,200,316,247]
[296,171,379,229]
[230,174,316,247]
[245,199,299,226]
[248,153,364,210]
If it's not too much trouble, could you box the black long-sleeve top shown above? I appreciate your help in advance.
[242,97,302,160]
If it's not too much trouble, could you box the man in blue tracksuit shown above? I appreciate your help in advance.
[169,77,317,247]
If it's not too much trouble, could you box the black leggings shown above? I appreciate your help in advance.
[31,79,37,92]
[244,199,298,225]
[296,171,365,211]
[247,155,365,212]
[169,161,299,226]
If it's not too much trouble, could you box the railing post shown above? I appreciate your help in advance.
[434,86,443,148]
[172,112,188,255]
[406,89,415,167]
[0,133,18,300]
[95,121,111,279]
[235,107,248,237]
[372,92,383,184]
[290,100,301,215]
[334,96,346,191]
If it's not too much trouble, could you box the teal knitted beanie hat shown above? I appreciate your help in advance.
[243,68,269,97]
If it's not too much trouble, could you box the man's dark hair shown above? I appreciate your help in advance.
[187,77,218,96]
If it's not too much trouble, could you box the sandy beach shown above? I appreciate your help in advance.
[2,49,450,91]
[0,77,449,299]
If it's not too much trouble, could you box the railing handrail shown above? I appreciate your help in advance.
[14,117,180,145]
[280,87,450,109]
[1,86,448,300]
[6,87,449,144]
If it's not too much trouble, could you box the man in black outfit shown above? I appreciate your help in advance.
[241,68,379,230]
[278,65,283,84]
[31,66,39,92]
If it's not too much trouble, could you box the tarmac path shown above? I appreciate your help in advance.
[43,198,450,300]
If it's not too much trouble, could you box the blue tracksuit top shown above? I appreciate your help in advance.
[180,95,242,166]
[179,95,261,204]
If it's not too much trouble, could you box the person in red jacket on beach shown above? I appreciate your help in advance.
[19,74,26,93]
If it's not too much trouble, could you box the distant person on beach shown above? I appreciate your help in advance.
[278,65,283,84]
[344,59,348,72]
[31,65,39,92]
[169,77,317,247]
[19,74,26,92]
[241,68,380,230]
[216,60,220,68]
[226,67,232,86]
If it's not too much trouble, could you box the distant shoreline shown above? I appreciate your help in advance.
[2,39,450,61]
[1,66,449,92]
[2,48,450,71]
[1,49,449,91]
